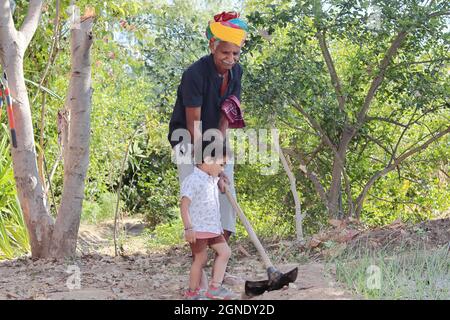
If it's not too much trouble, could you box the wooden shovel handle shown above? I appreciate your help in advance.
[224,186,274,270]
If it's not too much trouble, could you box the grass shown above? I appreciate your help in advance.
[327,243,450,300]
[0,127,30,260]
[0,197,31,260]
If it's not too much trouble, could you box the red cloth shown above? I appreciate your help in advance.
[221,95,245,129]
[214,11,239,22]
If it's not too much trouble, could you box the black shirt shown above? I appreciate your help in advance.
[168,54,243,148]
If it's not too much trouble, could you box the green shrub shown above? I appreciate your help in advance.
[120,137,179,227]
[81,192,118,224]
[146,211,184,248]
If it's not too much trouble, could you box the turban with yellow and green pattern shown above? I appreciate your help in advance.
[205,11,248,47]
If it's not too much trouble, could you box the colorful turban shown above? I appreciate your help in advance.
[205,11,248,47]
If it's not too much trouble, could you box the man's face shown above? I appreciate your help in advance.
[210,41,241,72]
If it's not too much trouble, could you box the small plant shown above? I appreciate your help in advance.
[81,192,118,224]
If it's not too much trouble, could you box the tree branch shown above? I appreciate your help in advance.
[19,0,43,48]
[429,10,450,18]
[291,100,339,155]
[364,134,394,156]
[31,0,60,105]
[388,105,443,167]
[355,126,450,217]
[439,169,449,179]
[305,143,325,165]
[290,100,349,215]
[389,108,419,167]
[0,0,17,50]
[355,31,408,130]
[283,147,329,207]
[368,193,424,206]
[392,57,450,69]
[277,114,320,137]
[316,30,346,114]
[366,116,408,128]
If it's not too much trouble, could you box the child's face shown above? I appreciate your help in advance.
[204,157,226,177]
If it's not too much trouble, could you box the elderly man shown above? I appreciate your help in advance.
[168,12,248,290]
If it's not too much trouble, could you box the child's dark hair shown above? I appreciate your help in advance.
[195,138,229,163]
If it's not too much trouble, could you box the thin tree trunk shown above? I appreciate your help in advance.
[50,15,94,258]
[5,57,54,258]
[283,148,328,208]
[273,131,304,241]
[342,169,354,217]
[38,87,47,188]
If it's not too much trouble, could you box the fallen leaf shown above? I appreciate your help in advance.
[308,238,322,248]
[329,219,343,228]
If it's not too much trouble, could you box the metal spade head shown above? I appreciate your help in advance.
[245,267,298,297]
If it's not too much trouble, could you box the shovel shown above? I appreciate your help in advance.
[224,186,298,297]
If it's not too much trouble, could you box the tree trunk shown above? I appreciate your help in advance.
[274,139,304,241]
[4,56,55,258]
[50,16,94,258]
[0,0,54,258]
[327,126,354,217]
[327,157,343,217]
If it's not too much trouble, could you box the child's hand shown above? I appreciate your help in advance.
[184,229,196,244]
[218,173,230,193]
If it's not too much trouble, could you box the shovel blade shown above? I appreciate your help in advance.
[245,267,298,297]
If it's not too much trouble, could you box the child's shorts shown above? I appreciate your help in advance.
[190,235,226,255]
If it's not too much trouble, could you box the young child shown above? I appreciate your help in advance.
[180,141,237,300]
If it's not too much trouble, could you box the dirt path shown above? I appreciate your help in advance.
[0,219,357,300]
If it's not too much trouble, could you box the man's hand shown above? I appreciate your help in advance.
[218,172,230,193]
[184,229,196,244]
